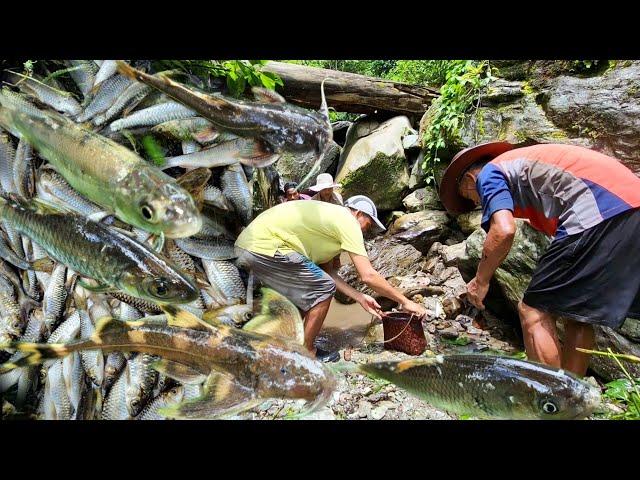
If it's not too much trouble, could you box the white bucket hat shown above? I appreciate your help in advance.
[344,195,386,232]
[309,173,341,192]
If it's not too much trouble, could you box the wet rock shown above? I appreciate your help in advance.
[440,242,466,267]
[355,399,373,418]
[402,187,443,212]
[275,140,341,184]
[305,406,337,420]
[620,318,640,341]
[331,121,352,146]
[442,296,463,319]
[335,116,414,210]
[439,327,459,339]
[389,210,451,254]
[369,401,395,420]
[456,211,483,234]
[336,236,423,304]
[402,134,421,150]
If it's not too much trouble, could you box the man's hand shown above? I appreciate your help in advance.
[400,299,427,318]
[466,276,489,310]
[357,293,383,320]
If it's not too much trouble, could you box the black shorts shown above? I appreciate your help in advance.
[523,208,640,328]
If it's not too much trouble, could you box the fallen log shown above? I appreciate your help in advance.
[263,61,439,116]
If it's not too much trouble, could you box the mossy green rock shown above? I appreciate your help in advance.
[335,116,412,210]
[456,210,483,234]
[389,210,451,254]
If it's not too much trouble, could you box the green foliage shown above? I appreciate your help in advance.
[602,378,640,420]
[141,134,166,167]
[387,60,454,87]
[23,60,36,76]
[421,60,493,185]
[153,60,283,98]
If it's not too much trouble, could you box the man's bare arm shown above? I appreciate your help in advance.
[477,210,516,284]
[349,253,426,316]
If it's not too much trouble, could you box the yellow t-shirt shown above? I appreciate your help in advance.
[235,200,368,264]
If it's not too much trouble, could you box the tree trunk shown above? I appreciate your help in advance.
[263,61,439,116]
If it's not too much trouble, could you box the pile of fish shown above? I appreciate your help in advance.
[0,60,335,420]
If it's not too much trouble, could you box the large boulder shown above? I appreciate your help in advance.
[335,116,414,210]
[388,210,451,255]
[458,61,640,175]
[402,187,443,212]
[543,61,640,174]
[275,140,341,185]
[456,210,483,234]
[459,219,640,381]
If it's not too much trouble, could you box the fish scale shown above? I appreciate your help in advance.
[79,308,104,387]
[125,353,159,417]
[42,264,68,330]
[13,138,35,200]
[93,83,152,127]
[103,351,127,392]
[11,73,82,117]
[221,163,252,225]
[76,74,132,123]
[101,364,131,420]
[36,169,104,217]
[109,102,197,132]
[202,260,246,303]
[137,385,184,420]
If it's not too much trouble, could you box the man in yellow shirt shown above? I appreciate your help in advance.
[235,195,427,362]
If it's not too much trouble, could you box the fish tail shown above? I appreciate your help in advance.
[0,342,74,373]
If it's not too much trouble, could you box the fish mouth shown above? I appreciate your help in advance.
[162,213,203,238]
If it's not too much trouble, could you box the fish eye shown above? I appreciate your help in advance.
[140,203,155,221]
[244,312,253,321]
[541,400,559,414]
[150,278,170,297]
[280,367,287,375]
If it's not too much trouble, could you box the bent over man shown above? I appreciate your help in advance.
[439,142,640,376]
[235,195,427,362]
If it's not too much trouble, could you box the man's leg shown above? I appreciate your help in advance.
[561,319,595,376]
[518,300,562,368]
[302,297,333,352]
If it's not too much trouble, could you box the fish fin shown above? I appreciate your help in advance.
[160,305,214,331]
[238,138,280,168]
[30,257,55,273]
[212,132,239,143]
[94,317,132,336]
[76,278,117,293]
[86,211,112,223]
[150,359,208,385]
[192,126,222,144]
[318,78,330,124]
[241,288,304,344]
[251,87,286,104]
[0,342,72,373]
[149,232,165,253]
[295,150,325,192]
[158,372,256,419]
[27,197,73,215]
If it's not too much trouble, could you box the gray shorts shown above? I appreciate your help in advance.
[236,248,336,312]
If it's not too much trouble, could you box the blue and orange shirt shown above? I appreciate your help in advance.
[476,144,640,239]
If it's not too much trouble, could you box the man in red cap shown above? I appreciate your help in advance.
[439,142,640,376]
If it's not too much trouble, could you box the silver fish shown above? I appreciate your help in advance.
[93,83,152,127]
[203,185,232,211]
[42,360,73,420]
[125,353,159,417]
[103,351,127,392]
[13,139,36,200]
[221,163,252,225]
[36,168,104,217]
[0,131,16,194]
[47,309,81,344]
[174,237,237,260]
[79,308,104,387]
[162,144,241,170]
[109,102,197,132]
[137,385,184,420]
[101,365,131,420]
[42,264,68,330]
[66,60,98,100]
[62,351,84,415]
[202,260,246,304]
[8,72,82,117]
[93,60,119,90]
[76,74,132,123]
[181,141,201,155]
